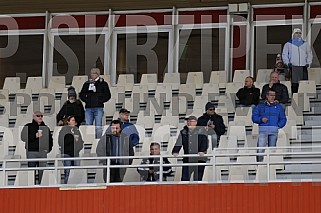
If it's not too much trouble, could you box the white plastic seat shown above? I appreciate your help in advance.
[308,68,321,84]
[48,76,66,93]
[233,70,250,83]
[186,72,203,89]
[100,75,111,85]
[209,71,227,88]
[14,171,35,186]
[163,73,180,91]
[123,159,141,182]
[155,84,172,103]
[140,74,158,91]
[227,125,246,141]
[79,125,96,144]
[72,75,88,93]
[228,166,249,181]
[25,77,43,94]
[179,84,196,100]
[3,77,20,94]
[0,114,9,128]
[255,165,277,181]
[256,69,273,83]
[292,93,310,112]
[298,80,316,98]
[117,74,134,91]
[67,169,88,184]
[15,114,33,128]
[202,83,219,101]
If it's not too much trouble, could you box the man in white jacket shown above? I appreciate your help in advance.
[282,28,313,93]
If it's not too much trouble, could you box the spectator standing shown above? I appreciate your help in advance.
[106,108,140,146]
[282,28,313,93]
[21,111,53,184]
[57,86,85,127]
[79,68,111,139]
[261,71,289,107]
[96,120,134,183]
[137,143,172,181]
[172,116,208,181]
[236,76,260,107]
[58,116,84,184]
[197,102,226,148]
[252,89,287,162]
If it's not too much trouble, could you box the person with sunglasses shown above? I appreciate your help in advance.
[21,111,53,184]
[197,102,226,149]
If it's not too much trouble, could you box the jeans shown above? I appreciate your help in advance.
[257,126,279,162]
[26,151,48,184]
[181,163,205,181]
[85,107,104,139]
[103,166,126,183]
[62,154,80,184]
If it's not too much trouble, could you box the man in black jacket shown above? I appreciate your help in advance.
[137,143,172,181]
[172,116,208,181]
[21,111,53,184]
[197,102,226,148]
[96,120,134,183]
[236,76,260,107]
[261,71,289,107]
[80,68,111,139]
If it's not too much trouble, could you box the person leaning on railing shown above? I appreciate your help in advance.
[137,142,172,181]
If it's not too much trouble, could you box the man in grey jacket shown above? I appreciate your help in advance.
[96,120,134,183]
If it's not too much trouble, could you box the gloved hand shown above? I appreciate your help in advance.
[306,64,309,68]
[288,63,292,68]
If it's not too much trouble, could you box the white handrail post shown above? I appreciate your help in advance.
[159,156,163,182]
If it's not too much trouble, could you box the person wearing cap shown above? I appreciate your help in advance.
[172,116,208,181]
[236,76,260,107]
[105,108,140,146]
[282,28,313,93]
[56,86,85,127]
[197,102,226,148]
[79,68,111,138]
[21,111,53,184]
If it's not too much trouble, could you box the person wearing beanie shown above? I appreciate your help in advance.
[282,28,313,93]
[273,54,290,81]
[79,68,111,139]
[56,86,85,127]
[197,102,226,148]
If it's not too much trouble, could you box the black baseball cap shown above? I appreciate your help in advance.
[119,108,130,114]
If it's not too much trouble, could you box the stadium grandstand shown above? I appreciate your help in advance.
[1,0,321,212]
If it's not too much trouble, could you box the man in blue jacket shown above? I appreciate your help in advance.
[282,28,313,93]
[252,89,287,162]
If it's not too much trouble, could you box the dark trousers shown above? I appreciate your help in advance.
[103,167,126,183]
[291,66,308,93]
[181,164,205,181]
[26,151,47,184]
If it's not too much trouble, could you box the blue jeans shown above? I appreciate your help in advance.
[257,126,279,161]
[85,107,104,138]
[62,154,80,184]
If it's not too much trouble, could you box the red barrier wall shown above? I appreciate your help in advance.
[1,182,321,213]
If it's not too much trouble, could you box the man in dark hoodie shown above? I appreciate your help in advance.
[79,68,111,139]
[236,76,260,107]
[56,86,85,127]
[261,71,289,107]
[21,111,53,184]
[197,102,226,148]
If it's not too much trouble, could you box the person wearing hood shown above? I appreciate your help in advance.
[21,111,53,184]
[56,86,85,127]
[197,102,226,148]
[236,76,260,107]
[252,89,287,162]
[79,68,111,139]
[282,28,313,93]
[261,71,289,107]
